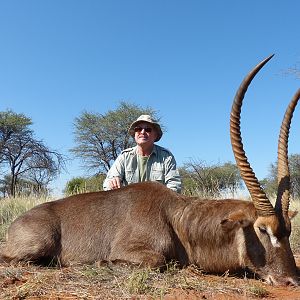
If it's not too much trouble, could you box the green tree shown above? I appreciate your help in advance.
[263,154,300,199]
[64,174,105,195]
[71,101,160,174]
[0,110,32,164]
[181,160,242,198]
[0,110,65,197]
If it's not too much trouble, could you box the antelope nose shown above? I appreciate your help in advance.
[284,277,300,287]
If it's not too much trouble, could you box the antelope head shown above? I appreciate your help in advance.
[230,55,300,285]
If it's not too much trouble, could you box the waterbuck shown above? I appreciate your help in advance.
[1,55,300,286]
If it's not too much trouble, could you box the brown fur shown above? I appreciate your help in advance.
[0,181,298,286]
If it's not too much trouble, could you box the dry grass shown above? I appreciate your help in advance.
[0,261,271,299]
[0,195,52,241]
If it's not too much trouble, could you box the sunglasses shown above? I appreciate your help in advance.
[134,126,153,133]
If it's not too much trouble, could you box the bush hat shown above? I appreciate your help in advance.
[129,115,163,142]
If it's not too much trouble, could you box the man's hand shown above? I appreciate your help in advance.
[108,177,121,190]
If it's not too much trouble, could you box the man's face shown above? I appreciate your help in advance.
[134,122,158,146]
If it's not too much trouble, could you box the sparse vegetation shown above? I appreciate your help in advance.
[248,285,269,298]
[0,262,274,299]
[180,161,243,198]
[289,200,300,252]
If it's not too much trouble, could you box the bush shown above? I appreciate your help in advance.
[64,174,105,196]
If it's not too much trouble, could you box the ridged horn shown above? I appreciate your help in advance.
[230,55,275,216]
[275,89,300,227]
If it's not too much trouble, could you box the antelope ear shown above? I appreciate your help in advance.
[221,210,251,231]
[288,210,298,220]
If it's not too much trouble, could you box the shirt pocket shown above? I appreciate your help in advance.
[151,166,164,183]
[125,169,135,184]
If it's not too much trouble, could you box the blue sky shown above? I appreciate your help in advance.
[1,1,300,196]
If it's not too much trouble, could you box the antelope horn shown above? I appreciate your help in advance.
[230,55,275,216]
[275,89,300,228]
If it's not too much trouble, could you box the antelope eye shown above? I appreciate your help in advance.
[259,227,267,234]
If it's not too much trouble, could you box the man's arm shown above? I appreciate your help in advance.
[103,155,125,191]
[164,155,182,193]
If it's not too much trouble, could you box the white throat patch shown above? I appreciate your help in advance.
[267,227,280,248]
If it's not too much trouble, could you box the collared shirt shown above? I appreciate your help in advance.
[103,144,182,193]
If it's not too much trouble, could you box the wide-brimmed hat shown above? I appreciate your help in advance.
[128,115,163,142]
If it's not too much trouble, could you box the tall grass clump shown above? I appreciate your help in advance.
[0,195,52,241]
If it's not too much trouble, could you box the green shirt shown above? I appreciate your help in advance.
[138,154,149,182]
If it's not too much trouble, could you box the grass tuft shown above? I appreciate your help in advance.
[247,284,269,298]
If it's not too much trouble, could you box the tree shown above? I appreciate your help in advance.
[0,110,32,164]
[0,175,48,197]
[289,154,300,198]
[0,110,65,197]
[263,154,300,199]
[19,141,65,194]
[181,160,242,198]
[71,101,160,174]
[64,174,105,195]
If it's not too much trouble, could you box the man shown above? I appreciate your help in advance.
[103,115,181,193]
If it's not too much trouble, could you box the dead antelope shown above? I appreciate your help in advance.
[1,55,300,286]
